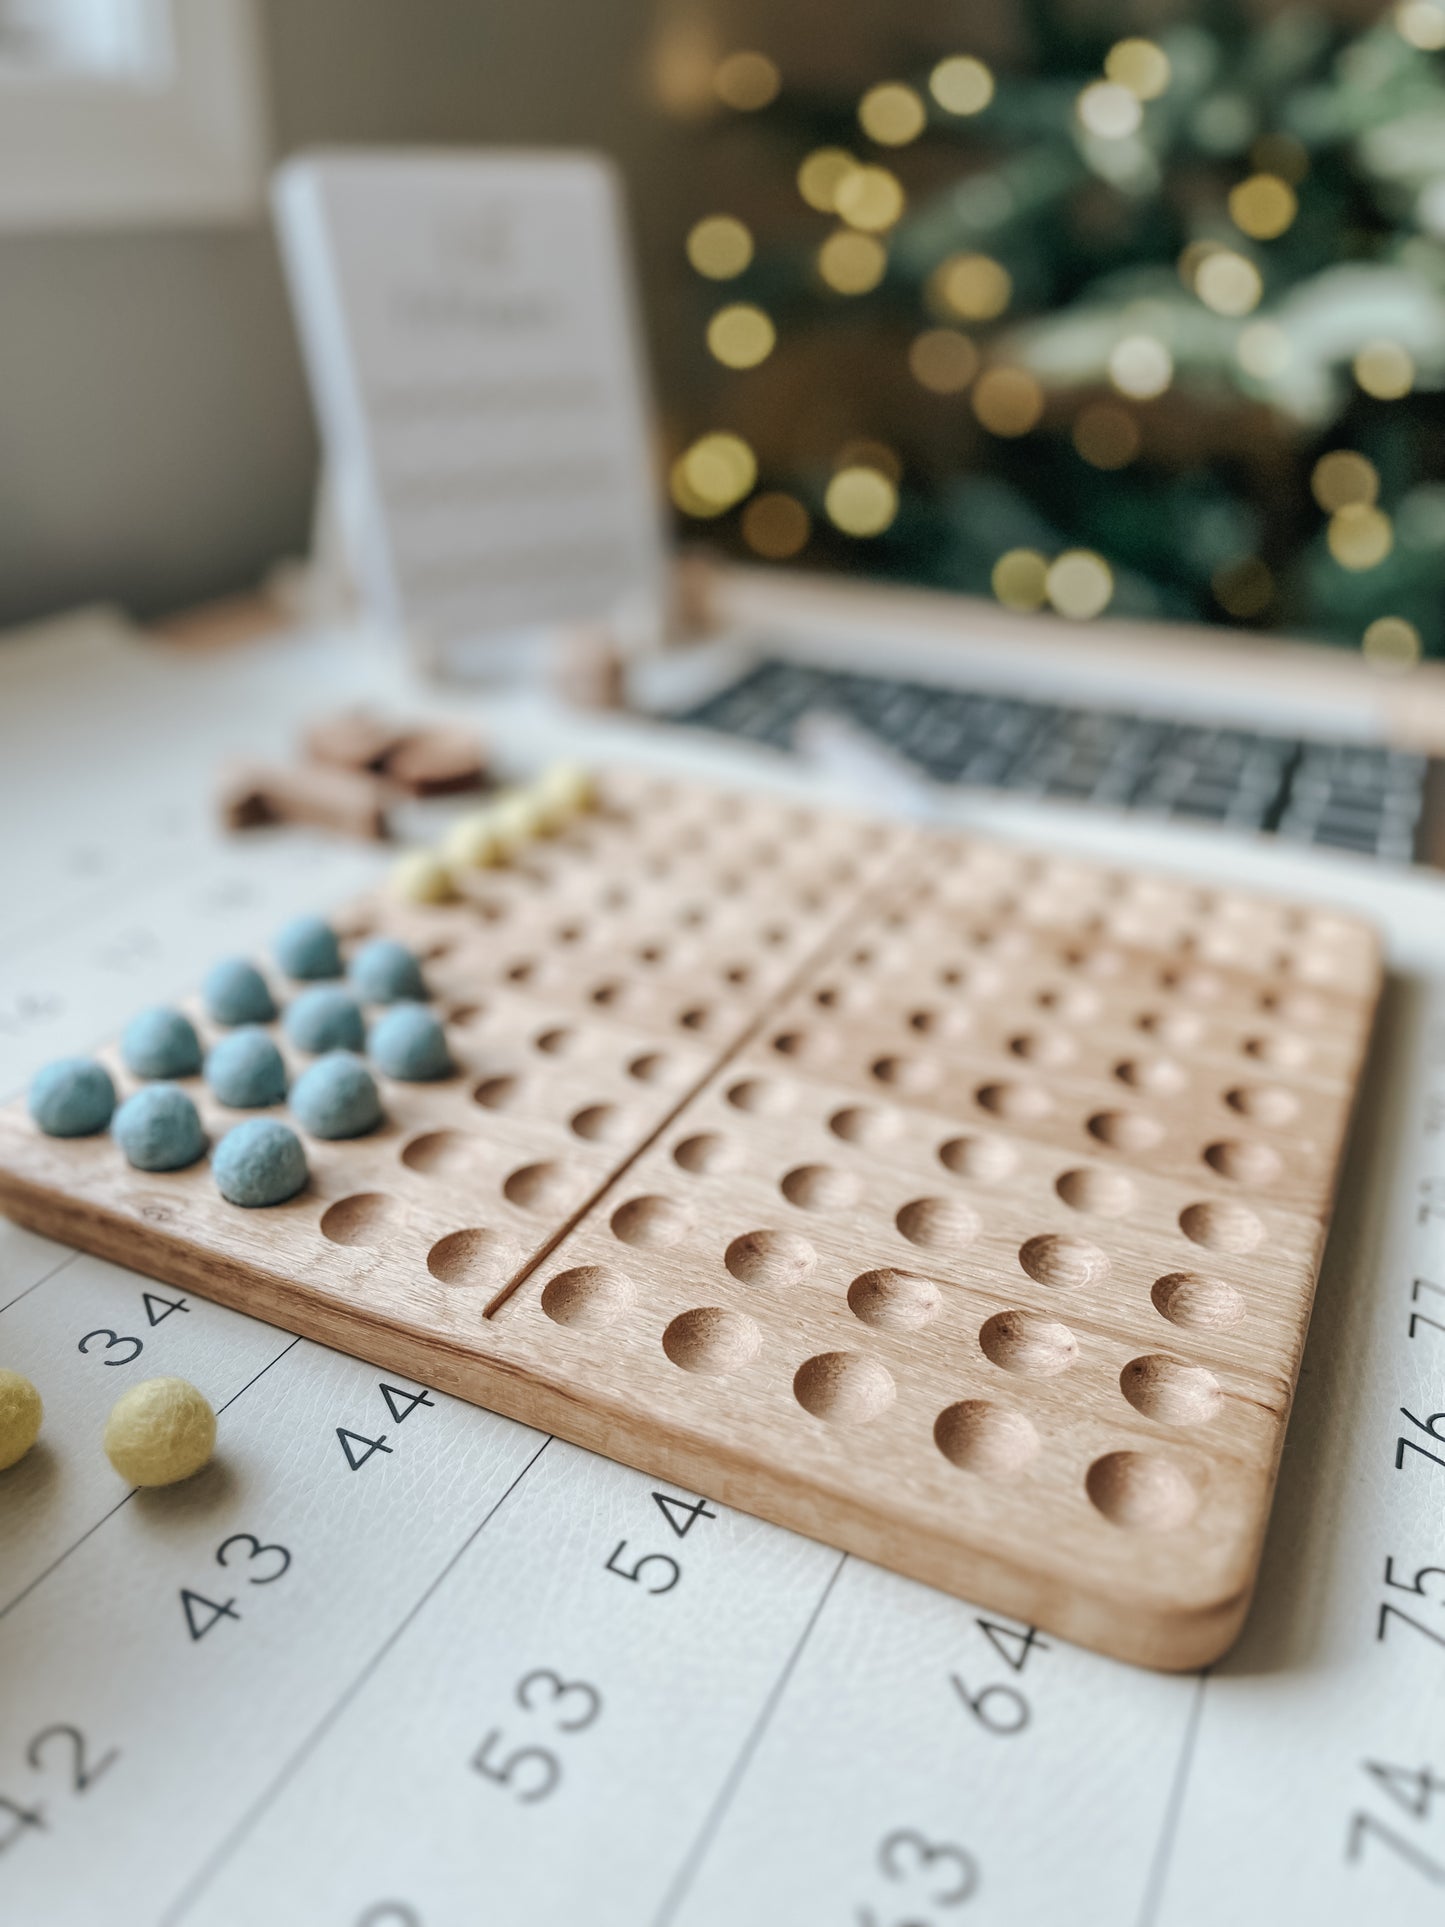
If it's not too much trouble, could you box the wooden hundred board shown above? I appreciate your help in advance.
[0,771,1382,1670]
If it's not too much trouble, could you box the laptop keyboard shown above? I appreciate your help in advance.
[673,658,1430,864]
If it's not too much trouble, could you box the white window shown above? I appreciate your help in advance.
[0,0,267,228]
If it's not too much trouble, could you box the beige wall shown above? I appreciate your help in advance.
[0,0,668,627]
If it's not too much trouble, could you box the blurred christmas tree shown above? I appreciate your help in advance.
[656,2,1445,662]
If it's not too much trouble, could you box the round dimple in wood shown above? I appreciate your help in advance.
[1055,1167,1135,1217]
[933,1400,1040,1476]
[894,1196,980,1252]
[401,1129,483,1178]
[473,1075,521,1111]
[673,1132,743,1176]
[627,1052,672,1085]
[426,1226,522,1288]
[938,1135,1018,1183]
[907,1006,971,1041]
[503,1163,575,1213]
[724,1230,817,1288]
[609,1195,694,1248]
[1009,1030,1077,1068]
[1225,1083,1299,1127]
[1119,1354,1223,1426]
[1152,1272,1246,1330]
[780,1165,862,1211]
[533,1026,574,1056]
[1136,1009,1206,1049]
[870,1055,939,1094]
[1115,1055,1187,1096]
[980,1310,1079,1377]
[1204,1139,1284,1184]
[570,1103,630,1143]
[847,1268,942,1331]
[1034,983,1101,1023]
[1179,1199,1265,1253]
[1260,988,1328,1025]
[1086,1450,1200,1531]
[830,1105,902,1148]
[793,1351,895,1424]
[663,1306,761,1375]
[320,1192,407,1247]
[542,1264,635,1330]
[727,1076,794,1116]
[1243,1031,1312,1071]
[1088,1110,1165,1154]
[1018,1233,1110,1290]
[976,1081,1053,1122]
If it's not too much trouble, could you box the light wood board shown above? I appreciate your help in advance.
[0,771,1382,1668]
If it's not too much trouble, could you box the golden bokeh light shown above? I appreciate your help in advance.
[797,148,858,214]
[930,55,994,116]
[1212,557,1273,618]
[825,465,899,536]
[1076,81,1143,140]
[741,491,811,559]
[972,367,1045,437]
[1229,174,1298,241]
[706,303,776,369]
[1104,38,1171,100]
[858,81,927,146]
[834,164,906,232]
[1310,450,1379,513]
[818,229,887,294]
[908,328,979,394]
[686,214,754,279]
[1046,550,1114,619]
[992,548,1050,610]
[933,252,1012,320]
[1108,334,1173,399]
[1328,504,1394,571]
[1397,0,1445,50]
[1073,402,1141,469]
[1354,339,1415,399]
[1363,616,1423,669]
[675,432,757,516]
[834,439,903,484]
[1236,320,1292,378]
[1194,249,1263,316]
[1251,133,1309,185]
[714,51,780,111]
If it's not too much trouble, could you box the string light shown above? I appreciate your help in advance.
[1397,0,1445,49]
[797,148,858,213]
[1046,550,1114,619]
[858,81,927,146]
[1212,557,1273,617]
[706,303,776,368]
[673,433,757,517]
[1229,174,1297,240]
[1076,81,1143,140]
[933,252,1011,320]
[930,55,994,115]
[1311,451,1379,513]
[825,465,899,536]
[1328,505,1394,570]
[1363,616,1422,668]
[818,230,887,293]
[1104,38,1171,100]
[909,329,979,394]
[714,51,780,111]
[1194,250,1263,315]
[992,549,1050,610]
[1236,320,1292,378]
[972,367,1044,437]
[742,492,811,558]
[686,215,753,279]
[835,165,906,232]
[1073,403,1140,468]
[1108,335,1173,399]
[1354,339,1415,399]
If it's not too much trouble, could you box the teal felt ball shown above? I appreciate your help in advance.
[290,1051,382,1139]
[283,986,365,1055]
[369,1003,451,1081]
[206,1028,287,1109]
[350,938,427,1004]
[273,915,342,982]
[113,1084,206,1172]
[122,1007,202,1080]
[29,1058,116,1137]
[213,1118,308,1207]
[203,958,276,1026]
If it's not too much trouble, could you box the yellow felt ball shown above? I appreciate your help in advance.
[491,789,548,853]
[0,1369,42,1471]
[534,762,594,831]
[389,850,455,904]
[442,809,505,871]
[104,1377,216,1487]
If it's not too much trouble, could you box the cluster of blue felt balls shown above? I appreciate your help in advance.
[28,917,451,1208]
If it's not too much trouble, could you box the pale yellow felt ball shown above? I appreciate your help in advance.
[389,849,455,904]
[535,761,594,829]
[442,809,505,871]
[104,1377,216,1487]
[491,788,549,852]
[0,1369,42,1471]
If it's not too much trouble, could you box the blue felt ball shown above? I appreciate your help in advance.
[121,1006,202,1080]
[29,1057,116,1137]
[203,958,276,1026]
[113,1084,206,1172]
[350,938,427,1005]
[213,1118,308,1207]
[274,915,342,982]
[290,1051,383,1139]
[206,1028,287,1109]
[283,986,365,1055]
[369,1003,451,1081]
